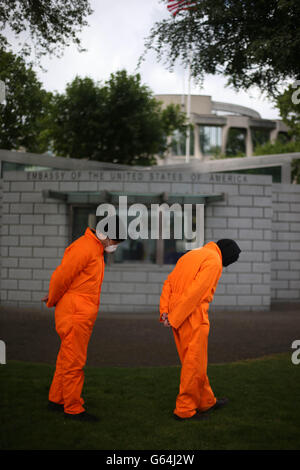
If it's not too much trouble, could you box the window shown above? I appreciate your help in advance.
[251,128,271,150]
[171,129,194,156]
[71,205,97,242]
[1,161,52,177]
[113,211,156,264]
[70,197,206,265]
[71,205,111,263]
[113,237,156,264]
[226,128,247,157]
[163,211,199,264]
[199,125,222,156]
[71,205,157,264]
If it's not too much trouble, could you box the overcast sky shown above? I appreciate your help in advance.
[15,0,282,119]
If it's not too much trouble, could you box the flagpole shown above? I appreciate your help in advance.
[181,68,185,109]
[185,49,192,164]
[167,1,195,164]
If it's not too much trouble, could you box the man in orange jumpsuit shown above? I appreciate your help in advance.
[160,239,241,421]
[42,216,125,422]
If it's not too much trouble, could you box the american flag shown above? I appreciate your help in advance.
[167,0,198,17]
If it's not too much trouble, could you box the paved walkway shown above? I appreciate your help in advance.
[0,302,300,367]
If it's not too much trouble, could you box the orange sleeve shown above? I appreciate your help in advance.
[159,276,172,322]
[46,242,91,308]
[168,259,222,330]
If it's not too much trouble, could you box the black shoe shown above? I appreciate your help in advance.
[64,411,99,422]
[199,397,229,415]
[174,411,209,422]
[48,401,64,412]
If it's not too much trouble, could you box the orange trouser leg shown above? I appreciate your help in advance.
[172,312,216,418]
[48,345,65,406]
[49,297,96,415]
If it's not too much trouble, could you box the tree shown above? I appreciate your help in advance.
[49,76,106,161]
[0,49,52,152]
[0,0,93,62]
[142,0,300,97]
[160,102,188,137]
[253,139,300,184]
[275,84,300,138]
[273,86,300,183]
[49,70,188,166]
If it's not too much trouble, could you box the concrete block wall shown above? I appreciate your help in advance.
[205,175,273,311]
[271,183,300,302]
[0,172,69,306]
[0,169,277,312]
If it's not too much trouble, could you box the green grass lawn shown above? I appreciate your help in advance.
[0,353,299,450]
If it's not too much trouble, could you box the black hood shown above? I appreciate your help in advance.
[216,239,241,267]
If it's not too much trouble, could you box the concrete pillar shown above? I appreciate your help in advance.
[270,122,279,143]
[246,127,253,157]
[221,124,230,156]
[281,163,291,183]
[270,128,278,144]
[194,125,203,160]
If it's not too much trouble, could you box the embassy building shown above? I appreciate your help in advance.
[155,94,291,164]
[0,147,300,313]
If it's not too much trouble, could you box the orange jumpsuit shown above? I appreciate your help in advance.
[160,241,223,419]
[46,227,105,415]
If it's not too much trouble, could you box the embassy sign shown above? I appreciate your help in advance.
[26,169,249,184]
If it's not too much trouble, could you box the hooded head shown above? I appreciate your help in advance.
[216,239,241,267]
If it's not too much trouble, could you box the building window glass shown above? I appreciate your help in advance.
[71,205,112,262]
[71,202,203,265]
[163,211,184,264]
[163,210,200,264]
[164,238,186,264]
[113,206,157,264]
[71,205,157,264]
[225,128,247,157]
[171,129,194,156]
[113,237,156,264]
[251,128,271,150]
[71,205,97,242]
[1,161,52,177]
[199,125,222,156]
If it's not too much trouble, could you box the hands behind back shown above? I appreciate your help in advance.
[161,312,171,328]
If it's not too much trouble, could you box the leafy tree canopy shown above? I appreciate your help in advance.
[142,0,300,97]
[0,48,51,152]
[276,84,300,138]
[0,0,93,62]
[49,70,188,166]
